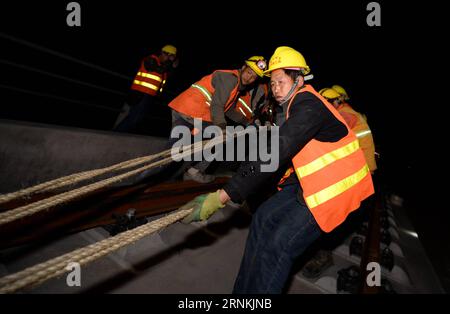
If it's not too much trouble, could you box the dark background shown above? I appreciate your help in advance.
[0,1,447,291]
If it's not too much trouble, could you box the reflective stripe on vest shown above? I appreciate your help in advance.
[296,140,360,178]
[238,98,252,114]
[238,107,247,117]
[160,80,167,93]
[356,129,372,139]
[191,84,212,106]
[137,72,163,82]
[305,164,370,209]
[133,79,159,92]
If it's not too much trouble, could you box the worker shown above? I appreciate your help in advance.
[321,86,377,173]
[167,56,267,183]
[179,46,374,293]
[224,56,270,126]
[114,44,179,133]
[331,85,350,102]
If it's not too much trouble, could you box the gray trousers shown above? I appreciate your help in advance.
[170,111,211,172]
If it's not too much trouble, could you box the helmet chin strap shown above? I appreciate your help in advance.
[278,76,301,106]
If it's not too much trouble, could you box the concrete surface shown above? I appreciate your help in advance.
[0,119,167,193]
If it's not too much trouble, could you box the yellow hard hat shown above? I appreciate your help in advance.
[318,88,328,95]
[331,85,349,99]
[245,56,267,78]
[320,88,341,100]
[162,45,177,55]
[264,46,310,76]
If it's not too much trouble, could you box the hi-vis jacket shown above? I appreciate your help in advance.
[168,70,241,122]
[231,83,269,122]
[283,85,374,232]
[337,103,377,172]
[131,55,167,96]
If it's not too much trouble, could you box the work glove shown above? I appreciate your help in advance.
[181,190,225,223]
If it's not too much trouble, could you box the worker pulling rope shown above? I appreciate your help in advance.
[0,207,193,294]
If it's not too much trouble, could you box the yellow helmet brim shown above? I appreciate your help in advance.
[263,65,310,77]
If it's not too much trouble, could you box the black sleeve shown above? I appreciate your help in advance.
[223,92,348,203]
[252,84,268,112]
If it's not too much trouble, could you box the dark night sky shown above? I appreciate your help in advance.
[0,1,447,289]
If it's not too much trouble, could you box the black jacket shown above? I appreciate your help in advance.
[223,89,348,204]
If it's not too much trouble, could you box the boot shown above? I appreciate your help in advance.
[183,167,215,184]
[301,250,333,279]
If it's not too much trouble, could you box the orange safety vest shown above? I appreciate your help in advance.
[131,55,167,96]
[168,70,241,122]
[338,103,377,172]
[234,83,269,122]
[281,84,374,232]
[235,91,253,121]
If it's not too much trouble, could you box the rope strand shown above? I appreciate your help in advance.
[0,208,193,293]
